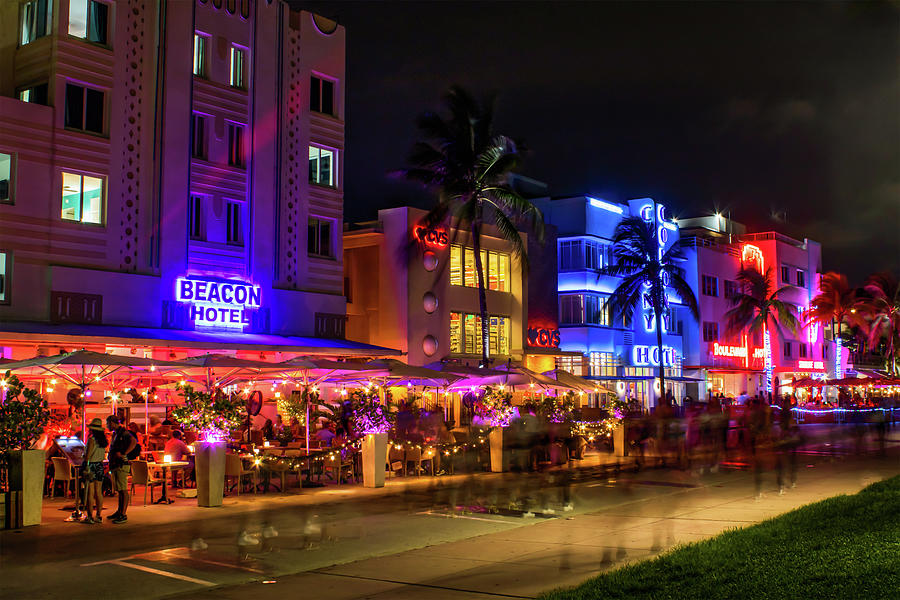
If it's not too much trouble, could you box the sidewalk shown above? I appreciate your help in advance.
[177,448,900,600]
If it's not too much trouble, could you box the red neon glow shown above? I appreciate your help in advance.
[414,226,449,248]
[797,360,825,371]
[741,244,764,272]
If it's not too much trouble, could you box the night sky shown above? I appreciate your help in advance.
[295,1,899,282]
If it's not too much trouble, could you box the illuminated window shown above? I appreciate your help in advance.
[450,244,510,291]
[308,146,335,186]
[0,251,9,304]
[450,311,510,355]
[20,0,52,45]
[560,294,608,325]
[191,114,207,159]
[589,352,617,377]
[226,201,242,245]
[61,172,104,224]
[0,152,13,204]
[188,194,204,241]
[18,83,48,105]
[193,34,207,77]
[65,83,105,134]
[559,239,605,271]
[702,321,718,343]
[310,75,335,116]
[69,0,108,45]
[230,46,246,89]
[308,217,332,258]
[555,356,583,376]
[701,275,718,297]
[228,124,245,167]
[450,245,462,286]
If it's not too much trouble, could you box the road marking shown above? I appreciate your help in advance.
[313,570,533,599]
[160,547,264,573]
[417,510,516,524]
[106,560,215,586]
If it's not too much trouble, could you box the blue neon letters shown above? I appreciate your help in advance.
[176,277,261,329]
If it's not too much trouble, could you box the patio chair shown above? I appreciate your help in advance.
[131,460,165,505]
[324,451,356,484]
[387,446,405,477]
[225,453,257,495]
[404,448,434,477]
[50,457,76,498]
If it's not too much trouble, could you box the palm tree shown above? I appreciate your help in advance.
[725,266,799,394]
[860,272,900,375]
[806,272,862,377]
[400,86,544,367]
[601,214,699,405]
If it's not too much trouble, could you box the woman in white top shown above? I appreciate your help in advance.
[83,418,108,524]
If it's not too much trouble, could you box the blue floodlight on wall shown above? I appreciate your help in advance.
[588,197,624,214]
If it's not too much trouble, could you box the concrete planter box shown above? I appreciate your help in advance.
[489,427,506,472]
[7,449,45,526]
[361,432,387,488]
[195,442,225,507]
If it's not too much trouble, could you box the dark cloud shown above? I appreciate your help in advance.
[294,0,900,282]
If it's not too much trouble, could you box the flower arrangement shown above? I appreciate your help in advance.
[171,384,244,443]
[0,373,50,457]
[524,391,577,423]
[475,386,515,427]
[348,389,393,435]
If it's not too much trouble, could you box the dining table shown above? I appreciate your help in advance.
[151,461,190,504]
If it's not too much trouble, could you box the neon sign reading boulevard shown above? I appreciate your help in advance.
[176,278,261,329]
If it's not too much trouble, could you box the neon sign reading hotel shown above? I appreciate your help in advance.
[176,277,261,330]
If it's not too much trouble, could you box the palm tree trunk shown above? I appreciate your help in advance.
[655,308,667,408]
[471,220,490,368]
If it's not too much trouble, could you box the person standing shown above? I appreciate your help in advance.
[106,415,136,524]
[83,418,108,523]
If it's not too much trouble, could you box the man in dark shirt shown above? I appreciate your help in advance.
[106,415,136,524]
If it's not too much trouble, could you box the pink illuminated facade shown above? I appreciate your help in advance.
[0,2,385,361]
[679,216,840,400]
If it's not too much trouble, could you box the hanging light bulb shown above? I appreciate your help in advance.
[50,379,58,385]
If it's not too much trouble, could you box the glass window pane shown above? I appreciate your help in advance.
[499,254,509,291]
[449,312,461,353]
[309,76,320,112]
[320,220,331,256]
[0,153,11,203]
[308,147,318,182]
[65,84,84,130]
[488,252,497,290]
[0,251,7,302]
[450,245,462,286]
[319,149,332,185]
[85,88,103,133]
[81,176,102,223]
[464,313,476,354]
[308,218,317,254]
[322,79,334,115]
[193,35,204,76]
[88,0,108,44]
[69,0,88,38]
[464,248,475,287]
[61,173,82,221]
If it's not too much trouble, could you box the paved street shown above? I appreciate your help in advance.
[1,429,898,600]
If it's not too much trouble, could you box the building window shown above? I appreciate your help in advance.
[18,83,48,105]
[724,280,739,299]
[226,201,242,245]
[449,244,510,291]
[701,275,718,297]
[559,239,604,272]
[229,46,246,89]
[20,0,52,45]
[0,153,13,204]
[68,0,109,45]
[799,343,807,358]
[796,270,806,288]
[227,124,245,167]
[589,352,618,377]
[188,194,204,241]
[61,172,104,224]
[193,34,207,77]
[65,83,104,134]
[191,114,207,159]
[310,75,335,116]
[0,251,9,303]
[702,321,718,343]
[307,217,332,258]
[449,312,510,356]
[555,356,583,376]
[823,345,829,360]
[559,294,609,326]
[308,146,335,186]
[781,265,790,283]
[783,341,792,358]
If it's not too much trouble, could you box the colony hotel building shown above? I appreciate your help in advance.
[0,1,393,363]
[534,196,690,410]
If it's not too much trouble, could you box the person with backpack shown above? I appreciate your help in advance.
[106,415,139,524]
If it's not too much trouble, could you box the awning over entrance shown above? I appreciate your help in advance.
[584,375,704,382]
[0,322,400,357]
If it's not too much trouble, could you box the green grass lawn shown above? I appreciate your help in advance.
[542,476,900,599]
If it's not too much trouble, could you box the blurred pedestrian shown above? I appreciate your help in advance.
[82,418,108,523]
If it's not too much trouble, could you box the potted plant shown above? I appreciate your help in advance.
[475,386,515,472]
[172,385,242,507]
[349,389,394,487]
[1,373,50,527]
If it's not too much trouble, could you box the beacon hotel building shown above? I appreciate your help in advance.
[0,1,393,366]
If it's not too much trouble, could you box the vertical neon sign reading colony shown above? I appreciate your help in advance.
[741,244,772,393]
[639,202,670,333]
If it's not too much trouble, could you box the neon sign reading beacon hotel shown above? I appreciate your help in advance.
[176,277,261,330]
